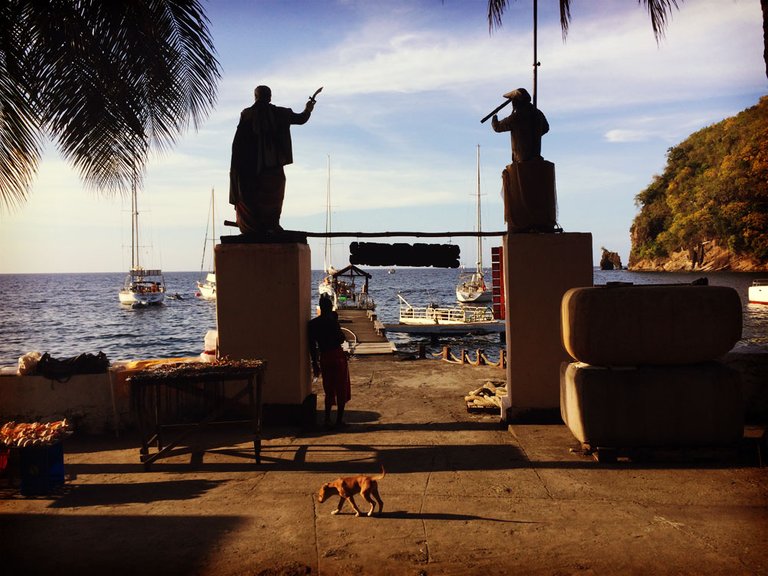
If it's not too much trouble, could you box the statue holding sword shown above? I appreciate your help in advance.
[229,85,322,235]
[483,87,558,233]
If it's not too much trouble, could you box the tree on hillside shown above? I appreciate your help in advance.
[488,0,768,79]
[629,96,768,267]
[0,0,221,210]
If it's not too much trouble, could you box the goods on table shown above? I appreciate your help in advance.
[0,419,70,448]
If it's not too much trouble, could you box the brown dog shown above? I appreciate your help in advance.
[317,466,385,517]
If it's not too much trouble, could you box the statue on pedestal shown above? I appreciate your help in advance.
[229,85,319,237]
[488,87,559,233]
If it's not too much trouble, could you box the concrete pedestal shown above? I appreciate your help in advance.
[503,233,593,417]
[215,243,313,418]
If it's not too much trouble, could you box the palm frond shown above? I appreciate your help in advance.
[0,1,43,209]
[0,0,221,206]
[560,0,571,41]
[487,0,680,42]
[488,0,511,34]
[641,0,681,42]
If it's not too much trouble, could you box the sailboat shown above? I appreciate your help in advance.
[456,145,491,304]
[118,174,166,306]
[196,188,217,300]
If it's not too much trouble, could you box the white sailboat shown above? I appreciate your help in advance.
[118,175,165,307]
[196,188,217,300]
[456,145,492,304]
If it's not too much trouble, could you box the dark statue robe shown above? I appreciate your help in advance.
[493,103,549,163]
[229,101,311,234]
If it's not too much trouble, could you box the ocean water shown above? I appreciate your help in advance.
[0,268,765,367]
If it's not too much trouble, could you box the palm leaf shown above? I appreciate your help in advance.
[0,0,221,206]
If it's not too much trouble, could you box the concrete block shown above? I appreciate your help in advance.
[560,361,744,448]
[561,285,742,366]
[215,242,312,405]
[503,232,593,412]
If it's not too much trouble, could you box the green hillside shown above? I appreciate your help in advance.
[629,96,768,271]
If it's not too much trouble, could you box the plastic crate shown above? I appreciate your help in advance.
[20,442,65,496]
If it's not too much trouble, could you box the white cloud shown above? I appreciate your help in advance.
[604,129,652,143]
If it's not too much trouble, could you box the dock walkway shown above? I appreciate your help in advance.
[337,308,396,355]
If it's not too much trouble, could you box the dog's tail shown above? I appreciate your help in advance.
[372,465,386,481]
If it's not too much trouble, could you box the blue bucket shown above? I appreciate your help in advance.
[20,442,65,496]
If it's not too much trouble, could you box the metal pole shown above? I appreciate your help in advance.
[533,0,538,108]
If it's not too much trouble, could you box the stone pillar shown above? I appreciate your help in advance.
[503,233,593,416]
[215,242,312,412]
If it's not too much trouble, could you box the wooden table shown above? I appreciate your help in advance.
[127,360,265,470]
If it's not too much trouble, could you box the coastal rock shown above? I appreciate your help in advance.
[599,247,623,270]
[629,240,767,272]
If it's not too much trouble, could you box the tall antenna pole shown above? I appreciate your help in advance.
[533,0,539,108]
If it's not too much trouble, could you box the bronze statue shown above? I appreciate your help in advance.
[491,88,549,163]
[229,85,319,235]
[488,88,558,233]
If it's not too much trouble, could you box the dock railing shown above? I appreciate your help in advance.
[397,294,494,324]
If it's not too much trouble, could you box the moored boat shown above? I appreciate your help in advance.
[196,188,217,301]
[386,294,502,335]
[196,272,216,300]
[119,268,166,306]
[456,145,491,304]
[119,176,165,307]
[748,280,768,304]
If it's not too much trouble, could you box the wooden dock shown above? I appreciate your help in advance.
[337,309,397,355]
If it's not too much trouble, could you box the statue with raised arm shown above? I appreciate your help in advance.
[487,87,558,233]
[491,88,549,163]
[229,85,318,235]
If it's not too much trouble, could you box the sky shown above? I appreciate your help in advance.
[0,0,766,274]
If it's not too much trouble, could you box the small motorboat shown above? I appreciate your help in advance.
[748,280,768,304]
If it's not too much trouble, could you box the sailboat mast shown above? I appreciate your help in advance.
[210,187,216,256]
[475,144,483,273]
[131,171,139,270]
[324,155,332,273]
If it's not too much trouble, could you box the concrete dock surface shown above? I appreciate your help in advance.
[2,354,766,576]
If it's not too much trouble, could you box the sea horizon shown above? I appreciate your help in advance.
[1,268,765,368]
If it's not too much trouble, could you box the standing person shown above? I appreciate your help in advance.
[308,295,351,428]
[229,85,315,235]
[491,88,549,163]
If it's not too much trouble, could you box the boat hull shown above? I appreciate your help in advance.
[456,287,492,303]
[119,269,166,306]
[196,282,216,300]
[384,322,504,335]
[749,283,768,304]
[456,271,492,303]
[119,289,165,306]
[196,274,217,300]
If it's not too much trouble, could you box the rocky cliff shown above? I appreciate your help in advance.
[629,241,766,272]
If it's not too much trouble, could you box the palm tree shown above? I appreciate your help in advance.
[0,0,221,209]
[488,0,768,79]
